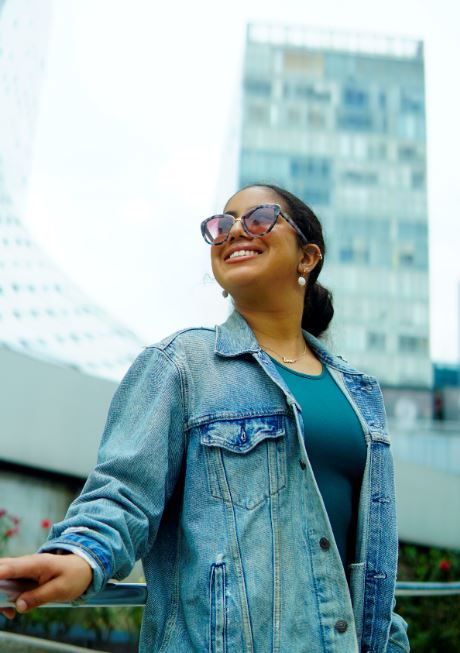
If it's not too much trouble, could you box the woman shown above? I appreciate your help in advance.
[0,184,410,652]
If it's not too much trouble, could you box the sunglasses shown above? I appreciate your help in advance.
[200,203,308,246]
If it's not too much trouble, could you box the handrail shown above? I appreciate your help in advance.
[0,581,147,608]
[395,581,460,596]
[1,580,460,608]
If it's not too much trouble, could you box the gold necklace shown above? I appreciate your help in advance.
[261,342,308,364]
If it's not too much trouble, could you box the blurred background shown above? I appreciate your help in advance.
[0,0,459,650]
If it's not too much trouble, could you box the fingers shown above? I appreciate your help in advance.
[0,607,16,620]
[0,555,51,582]
[16,576,68,613]
[0,553,93,613]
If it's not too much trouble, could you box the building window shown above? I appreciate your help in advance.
[339,247,369,264]
[283,82,330,102]
[397,248,415,266]
[338,112,372,131]
[307,110,325,128]
[399,335,428,354]
[246,104,270,124]
[367,332,386,352]
[283,51,324,75]
[398,145,420,161]
[343,86,368,107]
[305,189,330,205]
[411,170,425,189]
[244,79,271,98]
[343,170,378,185]
[290,157,331,179]
[286,107,302,127]
[401,90,424,114]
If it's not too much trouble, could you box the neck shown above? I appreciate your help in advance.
[234,301,305,351]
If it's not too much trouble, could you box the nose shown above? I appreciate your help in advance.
[227,216,247,241]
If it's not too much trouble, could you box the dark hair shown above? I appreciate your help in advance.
[242,183,334,338]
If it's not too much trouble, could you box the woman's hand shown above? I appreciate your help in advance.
[0,553,93,619]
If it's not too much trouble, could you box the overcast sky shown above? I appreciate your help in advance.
[22,0,460,362]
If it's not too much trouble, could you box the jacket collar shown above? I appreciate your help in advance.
[215,309,359,374]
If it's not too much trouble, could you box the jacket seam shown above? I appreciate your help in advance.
[144,326,215,351]
[146,346,189,447]
[157,522,182,653]
[186,409,290,431]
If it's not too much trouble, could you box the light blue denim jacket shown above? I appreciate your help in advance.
[41,310,410,653]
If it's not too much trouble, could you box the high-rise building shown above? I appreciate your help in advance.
[239,23,431,387]
[0,0,143,381]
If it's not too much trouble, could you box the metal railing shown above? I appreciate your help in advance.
[1,580,460,608]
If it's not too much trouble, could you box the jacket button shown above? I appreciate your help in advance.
[335,619,348,633]
[299,459,306,470]
[319,537,330,550]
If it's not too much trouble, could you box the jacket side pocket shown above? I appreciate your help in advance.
[209,562,227,653]
[348,561,366,643]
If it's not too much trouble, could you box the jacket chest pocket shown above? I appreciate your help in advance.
[199,415,287,510]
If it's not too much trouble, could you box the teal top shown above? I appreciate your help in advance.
[270,356,367,578]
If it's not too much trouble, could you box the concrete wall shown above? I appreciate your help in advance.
[394,456,460,549]
[0,348,117,477]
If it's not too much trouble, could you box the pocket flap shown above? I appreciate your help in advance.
[200,415,285,454]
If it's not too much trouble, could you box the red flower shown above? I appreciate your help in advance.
[41,519,51,529]
[4,528,15,537]
[11,516,20,525]
[0,509,6,518]
[439,559,451,571]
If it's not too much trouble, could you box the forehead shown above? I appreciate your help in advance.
[223,186,284,214]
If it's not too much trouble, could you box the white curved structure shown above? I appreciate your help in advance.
[0,0,143,382]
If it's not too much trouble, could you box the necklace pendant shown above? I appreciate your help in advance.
[282,356,296,364]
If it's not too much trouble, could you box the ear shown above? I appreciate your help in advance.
[297,243,323,275]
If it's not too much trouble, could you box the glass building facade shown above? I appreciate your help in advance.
[239,23,431,387]
[0,0,143,380]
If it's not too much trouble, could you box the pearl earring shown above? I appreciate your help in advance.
[298,266,307,287]
[222,289,229,298]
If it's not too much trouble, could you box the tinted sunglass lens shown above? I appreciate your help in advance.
[205,215,234,244]
[245,206,276,235]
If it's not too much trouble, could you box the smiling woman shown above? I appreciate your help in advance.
[208,185,331,367]
[0,184,410,653]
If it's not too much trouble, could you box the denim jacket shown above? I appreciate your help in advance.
[41,310,410,653]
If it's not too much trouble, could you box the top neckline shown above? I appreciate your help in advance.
[269,355,326,380]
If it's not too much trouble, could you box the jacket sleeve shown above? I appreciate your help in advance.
[387,595,410,651]
[39,346,186,598]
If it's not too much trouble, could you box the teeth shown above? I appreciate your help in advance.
[228,250,260,260]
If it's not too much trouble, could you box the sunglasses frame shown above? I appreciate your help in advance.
[201,203,309,246]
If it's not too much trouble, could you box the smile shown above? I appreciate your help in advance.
[225,249,263,262]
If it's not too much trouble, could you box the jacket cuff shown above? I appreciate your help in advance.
[38,532,113,601]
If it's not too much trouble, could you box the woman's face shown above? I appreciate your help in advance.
[210,186,310,299]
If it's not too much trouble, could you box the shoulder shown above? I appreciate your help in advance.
[119,327,216,393]
[139,326,217,371]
